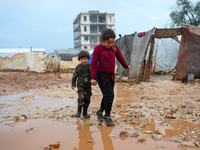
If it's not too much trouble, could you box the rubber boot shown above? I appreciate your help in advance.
[82,105,90,118]
[75,105,82,117]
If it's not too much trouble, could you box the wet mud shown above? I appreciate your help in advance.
[0,72,200,150]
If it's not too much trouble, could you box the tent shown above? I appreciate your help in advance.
[150,38,180,73]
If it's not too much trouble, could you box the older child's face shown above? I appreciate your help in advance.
[103,38,115,49]
[80,56,89,65]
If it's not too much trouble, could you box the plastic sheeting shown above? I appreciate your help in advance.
[45,54,60,72]
[0,52,46,72]
[129,28,155,80]
[152,38,180,72]
[175,28,200,80]
[60,56,79,71]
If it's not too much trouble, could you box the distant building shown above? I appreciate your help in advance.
[73,10,115,49]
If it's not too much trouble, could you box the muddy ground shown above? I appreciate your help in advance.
[0,72,200,150]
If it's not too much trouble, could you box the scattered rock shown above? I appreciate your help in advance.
[87,140,95,145]
[181,142,195,147]
[158,129,166,135]
[119,131,129,137]
[137,138,146,142]
[130,133,139,138]
[142,130,152,134]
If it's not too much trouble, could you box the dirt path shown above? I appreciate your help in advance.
[0,72,200,150]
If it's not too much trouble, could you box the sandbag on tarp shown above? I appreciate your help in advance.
[0,53,27,71]
[45,54,60,72]
[152,38,180,73]
[175,28,200,80]
[115,33,135,77]
[129,28,155,80]
[60,56,79,71]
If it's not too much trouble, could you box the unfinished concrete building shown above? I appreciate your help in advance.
[73,11,115,49]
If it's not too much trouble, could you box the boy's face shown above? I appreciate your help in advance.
[80,56,89,65]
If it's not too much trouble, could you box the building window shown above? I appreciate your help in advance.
[109,16,112,22]
[84,16,87,21]
[84,26,87,31]
[84,46,87,49]
[109,26,112,29]
[84,36,88,41]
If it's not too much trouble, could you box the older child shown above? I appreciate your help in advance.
[72,51,92,118]
[91,28,130,126]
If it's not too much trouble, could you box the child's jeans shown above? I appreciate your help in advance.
[97,71,115,116]
[77,86,92,106]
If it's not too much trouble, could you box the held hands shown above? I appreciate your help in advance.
[72,86,75,90]
[91,79,97,86]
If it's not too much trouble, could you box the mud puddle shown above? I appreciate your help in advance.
[0,115,199,150]
[0,74,200,149]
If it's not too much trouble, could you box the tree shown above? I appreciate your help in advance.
[169,0,200,27]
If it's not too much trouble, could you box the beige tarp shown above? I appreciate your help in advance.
[0,52,46,72]
[60,56,79,71]
[45,54,60,72]
[0,53,27,71]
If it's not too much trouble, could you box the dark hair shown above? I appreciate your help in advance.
[99,28,116,44]
[78,50,90,60]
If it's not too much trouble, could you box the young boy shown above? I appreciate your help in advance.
[71,50,92,118]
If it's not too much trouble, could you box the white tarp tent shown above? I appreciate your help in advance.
[0,52,46,72]
[151,38,180,73]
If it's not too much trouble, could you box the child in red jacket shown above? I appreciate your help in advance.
[91,28,130,126]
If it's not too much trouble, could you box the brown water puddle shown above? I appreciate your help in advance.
[1,75,200,150]
[0,116,199,150]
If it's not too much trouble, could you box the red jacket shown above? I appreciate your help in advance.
[91,44,129,80]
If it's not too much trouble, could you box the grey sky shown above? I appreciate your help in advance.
[0,0,199,54]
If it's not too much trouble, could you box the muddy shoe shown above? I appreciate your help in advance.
[83,105,90,118]
[82,113,90,118]
[75,105,82,117]
[96,110,104,122]
[75,112,81,117]
[103,115,115,126]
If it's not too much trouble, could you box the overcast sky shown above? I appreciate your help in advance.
[0,0,199,54]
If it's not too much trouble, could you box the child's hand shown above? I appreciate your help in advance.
[91,79,97,86]
[72,86,75,90]
[126,65,131,70]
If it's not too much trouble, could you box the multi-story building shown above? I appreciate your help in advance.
[73,10,115,49]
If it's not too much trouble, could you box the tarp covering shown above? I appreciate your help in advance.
[129,28,155,80]
[45,54,60,72]
[60,56,79,71]
[152,38,180,72]
[0,52,46,72]
[0,53,27,71]
[155,28,182,38]
[175,28,200,80]
[181,23,200,36]
[115,34,135,77]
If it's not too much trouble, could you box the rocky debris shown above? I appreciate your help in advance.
[142,130,152,134]
[108,134,116,138]
[119,131,129,137]
[137,138,146,142]
[130,133,139,138]
[181,142,195,147]
[87,140,95,145]
[152,133,162,140]
[196,141,200,147]
[158,129,166,135]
